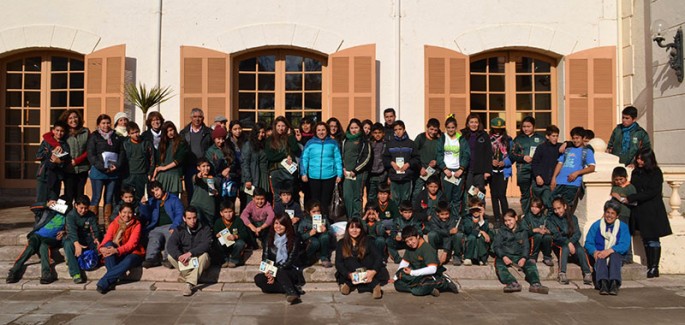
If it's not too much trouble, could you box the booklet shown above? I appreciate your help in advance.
[102,152,118,168]
[281,159,298,175]
[529,146,537,157]
[217,228,235,247]
[285,209,295,219]
[178,257,199,271]
[351,268,368,285]
[345,170,356,180]
[259,260,278,277]
[312,214,324,233]
[468,186,486,200]
[443,175,461,185]
[395,157,405,174]
[419,166,436,181]
[52,149,69,158]
[207,177,216,196]
[48,199,69,214]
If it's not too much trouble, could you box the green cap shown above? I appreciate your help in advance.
[490,117,506,129]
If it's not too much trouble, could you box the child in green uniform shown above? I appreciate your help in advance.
[362,202,387,257]
[522,197,554,266]
[274,188,303,227]
[63,195,102,283]
[386,201,423,263]
[411,118,441,201]
[393,226,460,297]
[607,106,651,166]
[111,186,140,222]
[122,122,154,201]
[610,167,637,264]
[190,158,219,226]
[548,197,592,285]
[511,116,546,213]
[458,197,493,266]
[212,200,248,268]
[493,209,549,294]
[412,175,446,222]
[297,201,333,267]
[427,201,460,265]
[376,184,400,231]
[36,121,71,203]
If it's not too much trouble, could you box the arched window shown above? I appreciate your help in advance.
[233,50,326,128]
[1,52,84,185]
[470,51,557,135]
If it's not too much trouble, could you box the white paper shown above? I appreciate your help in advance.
[101,152,118,168]
[345,171,357,180]
[352,271,368,285]
[218,228,235,247]
[419,166,436,181]
[259,260,278,277]
[207,177,216,196]
[49,199,68,214]
[468,186,485,200]
[312,214,324,233]
[529,146,537,157]
[281,159,298,175]
[285,209,295,219]
[178,257,199,271]
[52,149,69,158]
[443,175,461,185]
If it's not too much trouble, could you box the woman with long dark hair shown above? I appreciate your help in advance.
[342,118,372,219]
[335,218,387,299]
[253,214,304,304]
[461,113,493,205]
[264,116,301,203]
[242,122,270,204]
[327,117,344,148]
[300,122,343,214]
[87,114,125,227]
[616,148,672,278]
[152,121,188,198]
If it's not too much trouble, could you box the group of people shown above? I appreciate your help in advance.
[4,105,672,302]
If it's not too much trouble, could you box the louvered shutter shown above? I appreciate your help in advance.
[328,44,376,128]
[180,46,231,122]
[424,45,469,122]
[84,45,125,129]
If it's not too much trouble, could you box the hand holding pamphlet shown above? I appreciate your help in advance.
[217,228,235,247]
[419,166,436,181]
[259,260,278,277]
[179,257,199,271]
[281,159,298,175]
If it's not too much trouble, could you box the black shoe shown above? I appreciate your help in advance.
[443,274,460,294]
[286,295,301,304]
[96,286,108,295]
[598,280,609,295]
[295,285,306,295]
[142,259,161,269]
[647,247,661,278]
[5,271,19,284]
[608,280,619,295]
[39,273,57,285]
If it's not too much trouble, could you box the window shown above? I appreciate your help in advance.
[470,52,556,135]
[234,50,326,128]
[1,52,84,184]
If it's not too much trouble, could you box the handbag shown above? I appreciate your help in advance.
[328,183,347,223]
[77,249,100,271]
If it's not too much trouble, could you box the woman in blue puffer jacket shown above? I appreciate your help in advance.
[300,122,343,217]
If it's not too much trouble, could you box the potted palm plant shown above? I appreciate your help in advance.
[124,82,174,129]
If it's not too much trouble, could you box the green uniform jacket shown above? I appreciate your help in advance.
[377,199,400,220]
[297,215,330,241]
[392,216,423,237]
[212,217,249,243]
[363,220,384,238]
[65,209,101,245]
[436,132,470,171]
[511,132,545,177]
[414,132,441,168]
[611,184,637,218]
[264,134,302,169]
[459,215,493,238]
[607,123,651,165]
[521,211,547,237]
[413,190,447,222]
[65,127,90,174]
[493,225,529,258]
[427,215,458,237]
[123,138,155,176]
[547,214,581,246]
[241,141,269,192]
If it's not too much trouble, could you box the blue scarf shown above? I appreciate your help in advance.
[620,123,637,155]
[274,233,288,265]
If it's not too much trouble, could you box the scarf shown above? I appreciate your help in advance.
[301,131,314,138]
[115,126,128,137]
[274,233,288,264]
[620,123,637,155]
[346,131,362,141]
[490,133,508,161]
[98,128,114,146]
[600,218,620,250]
[151,129,162,149]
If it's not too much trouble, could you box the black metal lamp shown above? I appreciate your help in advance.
[652,19,683,83]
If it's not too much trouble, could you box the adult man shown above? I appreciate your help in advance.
[166,206,212,296]
[213,115,228,130]
[180,108,213,199]
[382,108,396,141]
[140,181,185,268]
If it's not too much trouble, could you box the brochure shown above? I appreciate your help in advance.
[312,214,324,233]
[281,159,298,175]
[285,209,295,219]
[443,175,461,185]
[468,186,486,200]
[179,257,199,271]
[244,185,254,196]
[419,166,436,181]
[259,260,278,277]
[395,157,405,174]
[217,228,235,247]
[529,146,537,157]
[207,177,216,196]
[48,199,69,214]
[102,152,118,169]
[352,268,368,285]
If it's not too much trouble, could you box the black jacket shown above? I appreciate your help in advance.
[383,134,420,182]
[166,222,213,259]
[86,131,125,173]
[627,167,672,239]
[461,128,493,175]
[531,141,561,185]
[334,239,388,281]
[180,123,213,162]
[263,235,302,270]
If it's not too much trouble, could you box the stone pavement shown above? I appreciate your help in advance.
[0,278,684,325]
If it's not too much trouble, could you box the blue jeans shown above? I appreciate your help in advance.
[91,178,116,206]
[594,252,623,283]
[97,242,143,291]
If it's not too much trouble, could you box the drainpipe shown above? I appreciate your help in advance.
[156,0,163,111]
[394,0,401,118]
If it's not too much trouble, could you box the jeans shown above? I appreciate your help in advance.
[97,242,143,291]
[146,225,172,260]
[91,178,117,206]
[64,172,88,206]
[594,252,623,283]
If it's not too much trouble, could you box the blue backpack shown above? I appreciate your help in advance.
[77,249,100,271]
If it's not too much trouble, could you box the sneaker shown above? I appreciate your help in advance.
[321,260,333,268]
[452,257,463,266]
[161,260,174,269]
[340,283,351,295]
[5,271,19,284]
[430,288,440,297]
[543,257,554,267]
[221,261,230,268]
[372,284,382,299]
[286,295,301,304]
[583,273,593,285]
[96,286,108,295]
[558,272,569,285]
[73,274,85,284]
[40,273,56,285]
[227,262,238,268]
[142,259,161,269]
[182,283,194,296]
[503,282,520,293]
[529,283,549,294]
[443,274,460,294]
[463,259,473,266]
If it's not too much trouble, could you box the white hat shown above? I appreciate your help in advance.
[114,112,130,125]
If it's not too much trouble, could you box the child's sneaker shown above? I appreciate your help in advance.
[583,273,593,285]
[443,274,460,294]
[463,259,473,266]
[529,283,549,294]
[6,271,19,284]
[503,282,521,293]
[543,257,554,267]
[430,288,440,297]
[558,272,569,285]
[452,256,463,266]
[72,274,85,284]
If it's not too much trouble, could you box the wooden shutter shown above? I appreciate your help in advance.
[84,45,125,129]
[180,46,231,123]
[424,45,469,122]
[328,44,376,128]
[565,46,616,141]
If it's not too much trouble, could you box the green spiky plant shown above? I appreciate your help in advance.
[124,82,174,129]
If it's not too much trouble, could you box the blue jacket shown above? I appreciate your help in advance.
[140,193,185,232]
[300,137,343,180]
[584,219,631,256]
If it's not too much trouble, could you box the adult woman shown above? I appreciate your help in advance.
[295,116,315,148]
[584,200,631,295]
[361,119,374,139]
[618,148,672,278]
[461,113,493,202]
[87,114,125,226]
[511,116,545,213]
[327,117,344,147]
[264,116,301,203]
[300,122,343,216]
[152,121,188,198]
[113,112,130,137]
[253,214,304,304]
[436,115,470,217]
[488,117,512,228]
[96,203,145,294]
[342,118,371,219]
[141,111,165,150]
[242,122,270,204]
[335,218,387,299]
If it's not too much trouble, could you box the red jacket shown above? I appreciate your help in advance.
[99,216,145,256]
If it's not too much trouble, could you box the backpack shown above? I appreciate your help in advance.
[77,249,100,271]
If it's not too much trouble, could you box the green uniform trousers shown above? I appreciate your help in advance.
[495,255,541,285]
[394,271,452,296]
[11,234,60,277]
[529,233,553,260]
[343,172,367,220]
[390,181,412,204]
[63,239,97,277]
